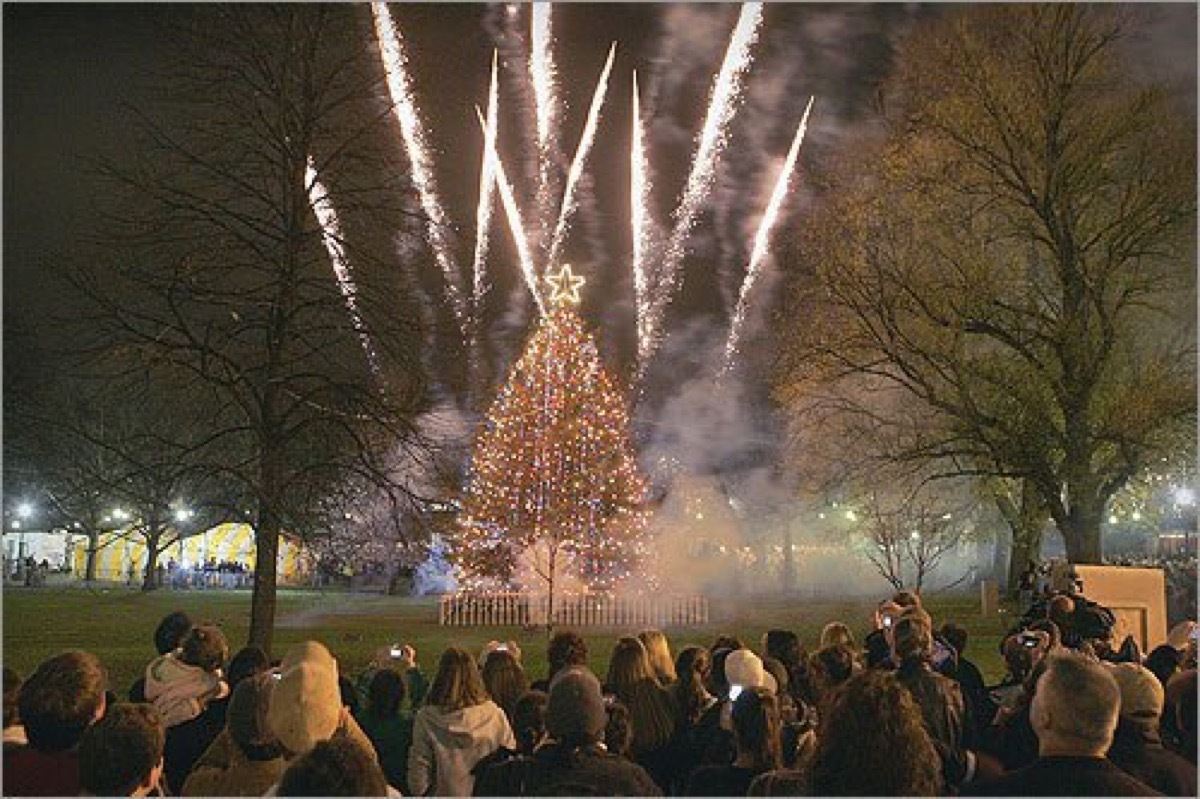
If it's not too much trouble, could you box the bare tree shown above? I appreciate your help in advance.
[856,487,974,594]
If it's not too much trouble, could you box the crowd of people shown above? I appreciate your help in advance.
[2,591,1196,796]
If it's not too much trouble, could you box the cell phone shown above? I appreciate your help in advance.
[729,684,744,701]
[882,615,894,628]
[1020,633,1039,648]
[495,643,509,652]
[390,644,404,658]
[271,671,283,681]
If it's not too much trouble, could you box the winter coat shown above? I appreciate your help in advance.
[408,700,514,796]
[358,710,416,794]
[181,745,287,797]
[1107,717,1197,797]
[472,742,662,796]
[144,651,228,728]
[967,755,1161,796]
[894,659,971,790]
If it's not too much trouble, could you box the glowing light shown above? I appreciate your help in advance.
[546,264,586,306]
[644,2,763,365]
[1132,511,1142,521]
[472,51,501,318]
[547,42,617,270]
[1175,487,1196,506]
[306,157,382,376]
[631,70,655,369]
[16,503,33,519]
[1109,514,1119,524]
[174,508,194,523]
[845,510,858,522]
[371,2,468,334]
[723,96,814,372]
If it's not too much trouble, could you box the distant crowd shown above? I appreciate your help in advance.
[3,589,1196,796]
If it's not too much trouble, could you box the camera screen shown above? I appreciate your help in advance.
[729,684,744,700]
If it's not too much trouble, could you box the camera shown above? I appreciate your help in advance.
[495,643,508,652]
[389,643,405,658]
[882,615,894,628]
[1019,633,1040,648]
[729,684,745,701]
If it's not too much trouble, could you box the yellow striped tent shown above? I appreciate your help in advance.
[72,524,308,583]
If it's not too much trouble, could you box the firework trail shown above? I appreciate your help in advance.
[631,70,655,366]
[371,1,468,336]
[546,42,617,271]
[475,106,545,316]
[473,50,501,318]
[306,157,381,377]
[642,2,763,366]
[722,96,814,374]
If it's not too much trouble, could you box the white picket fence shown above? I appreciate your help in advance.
[438,591,709,627]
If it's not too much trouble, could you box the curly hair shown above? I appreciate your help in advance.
[546,631,588,679]
[673,646,713,727]
[804,669,941,796]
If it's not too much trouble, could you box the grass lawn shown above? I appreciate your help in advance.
[2,586,1020,694]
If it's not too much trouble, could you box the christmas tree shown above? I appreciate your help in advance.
[454,265,651,596]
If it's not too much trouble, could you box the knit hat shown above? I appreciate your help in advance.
[266,662,342,755]
[281,641,337,674]
[724,649,777,695]
[228,673,280,749]
[545,668,606,742]
[1108,663,1164,722]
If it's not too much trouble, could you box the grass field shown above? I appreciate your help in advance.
[2,586,1019,693]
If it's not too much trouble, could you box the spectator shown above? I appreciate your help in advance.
[1105,663,1196,796]
[604,697,634,757]
[4,666,27,749]
[763,629,813,708]
[639,629,678,686]
[819,621,855,650]
[4,651,107,796]
[968,653,1158,795]
[1162,668,1197,764]
[510,690,548,755]
[891,613,973,791]
[605,636,678,790]
[808,643,858,709]
[277,737,391,797]
[355,644,428,714]
[356,667,414,794]
[706,647,734,700]
[1145,644,1183,689]
[942,622,996,743]
[480,649,528,725]
[129,610,193,703]
[182,674,288,797]
[666,646,723,792]
[684,686,781,796]
[530,630,588,693]
[864,599,903,668]
[145,623,230,728]
[78,703,164,797]
[408,646,514,797]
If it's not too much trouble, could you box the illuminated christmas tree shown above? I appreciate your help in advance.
[454,265,651,597]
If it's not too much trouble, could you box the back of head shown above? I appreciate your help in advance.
[606,636,655,698]
[1002,635,1035,683]
[481,649,528,715]
[547,631,588,678]
[892,615,933,665]
[180,624,230,673]
[638,629,677,684]
[603,698,633,756]
[1048,594,1076,627]
[763,629,802,668]
[511,690,548,754]
[227,673,283,760]
[268,662,343,756]
[811,644,857,696]
[227,646,271,688]
[892,590,922,610]
[807,670,940,796]
[674,646,712,725]
[1031,652,1120,754]
[1107,662,1164,725]
[819,622,855,650]
[1143,644,1182,687]
[78,703,164,797]
[940,623,968,656]
[366,667,406,718]
[153,612,193,655]
[731,686,780,772]
[276,737,388,797]
[428,646,488,712]
[19,650,107,752]
[545,667,607,747]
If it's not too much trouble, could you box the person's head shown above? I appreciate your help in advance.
[1001,634,1037,684]
[1030,652,1121,756]
[1107,663,1164,728]
[78,703,164,797]
[891,590,922,610]
[875,600,903,631]
[481,649,528,718]
[366,667,406,718]
[1048,594,1076,628]
[762,657,790,697]
[1027,618,1062,650]
[227,646,271,689]
[1143,644,1182,689]
[731,686,781,772]
[763,630,802,669]
[179,624,230,673]
[511,690,548,754]
[725,648,778,696]
[276,737,389,797]
[603,698,633,757]
[809,644,858,702]
[710,634,745,653]
[545,667,607,747]
[546,631,588,679]
[674,645,713,725]
[267,661,343,756]
[939,623,968,657]
[708,647,734,698]
[427,646,488,712]
[227,673,284,761]
[606,636,655,699]
[819,622,855,650]
[4,666,22,729]
[153,611,193,655]
[805,669,941,796]
[891,614,933,665]
[637,629,676,685]
[19,651,107,752]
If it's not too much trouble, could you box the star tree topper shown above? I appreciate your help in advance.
[546,263,586,306]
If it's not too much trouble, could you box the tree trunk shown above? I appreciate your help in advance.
[1061,506,1103,564]
[993,479,1049,596]
[141,530,162,591]
[249,447,284,655]
[85,529,100,582]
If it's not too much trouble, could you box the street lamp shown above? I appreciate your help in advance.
[174,508,195,523]
[16,503,33,520]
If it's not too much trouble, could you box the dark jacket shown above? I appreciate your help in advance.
[163,698,227,794]
[2,746,81,796]
[1107,718,1197,797]
[358,710,415,794]
[893,659,971,790]
[683,764,762,796]
[967,755,1162,796]
[472,742,662,796]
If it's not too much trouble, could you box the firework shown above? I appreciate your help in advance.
[643,3,763,364]
[546,42,617,271]
[631,70,655,367]
[473,50,501,318]
[723,96,815,373]
[306,157,381,377]
[371,2,468,335]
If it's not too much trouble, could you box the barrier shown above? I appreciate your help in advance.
[438,592,709,627]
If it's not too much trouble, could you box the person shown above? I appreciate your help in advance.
[604,697,634,757]
[808,643,858,709]
[864,599,903,668]
[818,621,855,650]
[3,651,108,796]
[470,690,548,789]
[145,622,230,728]
[1105,662,1196,796]
[473,667,661,796]
[530,630,589,692]
[356,667,414,794]
[639,629,678,686]
[763,629,812,708]
[752,668,942,796]
[129,610,194,703]
[276,737,391,797]
[408,646,514,796]
[78,703,165,797]
[1145,644,1183,689]
[355,644,429,713]
[684,686,781,796]
[182,673,288,797]
[480,648,528,726]
[605,635,678,790]
[967,652,1159,795]
[4,666,27,749]
[942,622,996,743]
[890,613,974,791]
[1162,668,1196,763]
[665,645,723,792]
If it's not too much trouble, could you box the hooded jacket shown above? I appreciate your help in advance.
[144,652,228,728]
[408,700,514,796]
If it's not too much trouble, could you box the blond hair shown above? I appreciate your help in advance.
[638,630,676,685]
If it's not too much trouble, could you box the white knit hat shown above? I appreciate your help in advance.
[724,649,778,695]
